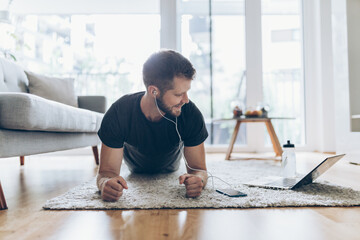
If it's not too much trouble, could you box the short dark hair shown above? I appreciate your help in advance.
[142,49,196,94]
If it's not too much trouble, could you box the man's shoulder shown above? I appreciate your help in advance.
[182,100,199,114]
[112,91,144,107]
[181,100,204,121]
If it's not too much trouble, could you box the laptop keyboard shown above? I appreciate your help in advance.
[268,178,298,187]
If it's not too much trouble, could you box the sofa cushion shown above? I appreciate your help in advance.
[25,71,78,107]
[0,58,29,93]
[0,93,103,132]
[78,96,107,113]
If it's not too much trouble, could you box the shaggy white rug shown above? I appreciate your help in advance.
[43,159,360,210]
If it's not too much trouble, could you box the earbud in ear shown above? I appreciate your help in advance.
[153,90,157,96]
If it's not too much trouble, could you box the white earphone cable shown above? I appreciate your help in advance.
[153,93,232,190]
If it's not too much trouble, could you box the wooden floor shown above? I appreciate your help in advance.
[0,151,359,240]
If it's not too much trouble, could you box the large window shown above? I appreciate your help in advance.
[261,0,305,146]
[179,0,246,145]
[1,14,160,107]
[178,0,304,149]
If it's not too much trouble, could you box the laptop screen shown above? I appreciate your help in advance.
[294,154,345,188]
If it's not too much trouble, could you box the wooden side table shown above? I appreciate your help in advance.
[0,181,7,210]
[214,117,292,160]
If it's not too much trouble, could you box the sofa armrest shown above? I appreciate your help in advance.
[78,96,107,113]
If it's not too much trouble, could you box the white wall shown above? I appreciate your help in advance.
[347,0,360,132]
[319,0,336,152]
[160,0,177,50]
[303,0,336,153]
[298,0,360,156]
[332,0,360,158]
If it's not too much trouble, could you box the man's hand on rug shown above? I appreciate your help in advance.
[179,174,204,198]
[101,176,128,202]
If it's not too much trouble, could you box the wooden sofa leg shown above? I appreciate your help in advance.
[0,182,8,210]
[20,156,25,166]
[92,146,99,165]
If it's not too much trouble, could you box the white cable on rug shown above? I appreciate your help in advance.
[154,95,232,190]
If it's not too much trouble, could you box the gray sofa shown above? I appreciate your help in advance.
[0,57,106,210]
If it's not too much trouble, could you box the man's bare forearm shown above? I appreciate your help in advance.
[97,144,124,191]
[98,170,119,178]
[183,143,207,188]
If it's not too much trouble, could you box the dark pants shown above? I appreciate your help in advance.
[123,141,183,174]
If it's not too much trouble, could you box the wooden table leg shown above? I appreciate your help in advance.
[92,146,99,165]
[265,120,283,157]
[225,121,241,160]
[0,181,7,210]
[20,156,25,166]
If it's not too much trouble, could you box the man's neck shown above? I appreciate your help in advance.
[140,92,164,122]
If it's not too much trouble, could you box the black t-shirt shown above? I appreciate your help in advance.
[98,91,208,172]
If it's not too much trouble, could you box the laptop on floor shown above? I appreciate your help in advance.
[244,154,346,190]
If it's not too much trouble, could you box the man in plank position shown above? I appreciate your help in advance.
[96,49,209,201]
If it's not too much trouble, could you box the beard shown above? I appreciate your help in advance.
[156,95,183,118]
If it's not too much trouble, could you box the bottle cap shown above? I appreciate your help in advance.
[283,140,295,148]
